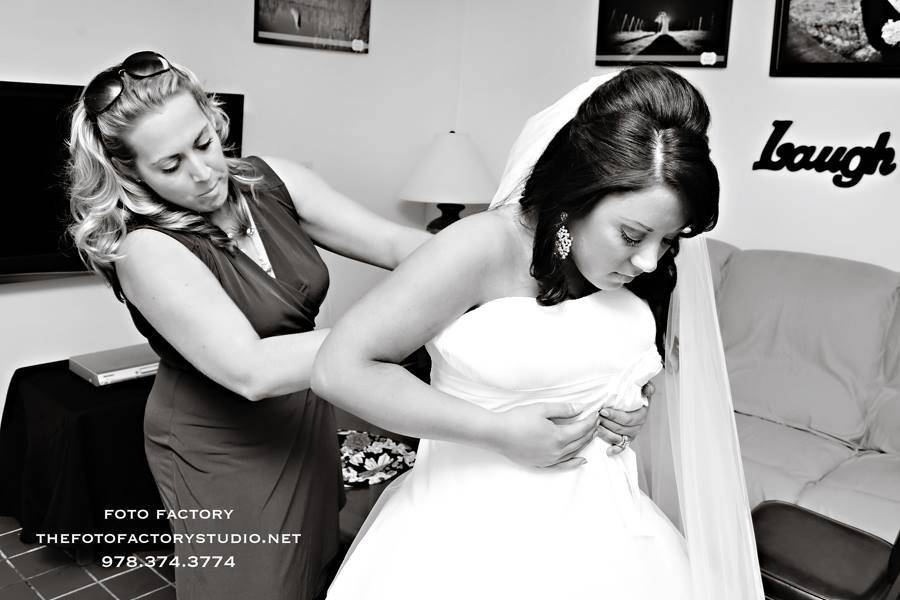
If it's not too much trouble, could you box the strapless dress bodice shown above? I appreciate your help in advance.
[426,288,662,413]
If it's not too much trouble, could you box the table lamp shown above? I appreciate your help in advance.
[398,131,496,233]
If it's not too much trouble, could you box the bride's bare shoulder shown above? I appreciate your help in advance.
[437,205,527,260]
[416,206,532,299]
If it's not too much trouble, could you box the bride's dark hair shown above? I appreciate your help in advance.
[517,66,720,355]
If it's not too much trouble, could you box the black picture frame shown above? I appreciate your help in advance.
[595,0,734,68]
[770,0,900,77]
[253,0,371,54]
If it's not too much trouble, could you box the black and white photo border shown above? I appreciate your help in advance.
[595,0,734,68]
[770,0,900,77]
[253,0,371,55]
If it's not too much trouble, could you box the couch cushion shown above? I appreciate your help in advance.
[736,413,854,508]
[798,452,900,543]
[866,293,900,454]
[717,249,899,443]
[868,388,900,455]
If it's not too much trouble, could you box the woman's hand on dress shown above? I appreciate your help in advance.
[597,381,654,456]
[491,403,599,470]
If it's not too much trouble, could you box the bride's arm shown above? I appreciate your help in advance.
[312,211,598,468]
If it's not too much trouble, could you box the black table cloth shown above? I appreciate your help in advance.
[0,360,169,556]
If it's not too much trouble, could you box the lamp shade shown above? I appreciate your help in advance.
[398,131,496,205]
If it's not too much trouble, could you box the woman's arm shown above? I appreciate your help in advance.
[260,156,431,269]
[118,229,327,401]
[312,211,599,468]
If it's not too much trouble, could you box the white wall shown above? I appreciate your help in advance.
[0,0,464,409]
[3,0,899,414]
[456,0,900,270]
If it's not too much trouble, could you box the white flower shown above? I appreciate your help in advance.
[368,441,385,453]
[348,452,365,466]
[364,453,391,472]
[369,471,392,484]
[882,19,900,46]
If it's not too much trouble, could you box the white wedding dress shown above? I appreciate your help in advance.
[327,288,691,599]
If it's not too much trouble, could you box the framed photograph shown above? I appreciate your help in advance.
[254,0,371,54]
[595,0,734,67]
[771,0,900,76]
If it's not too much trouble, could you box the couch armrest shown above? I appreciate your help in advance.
[752,501,895,600]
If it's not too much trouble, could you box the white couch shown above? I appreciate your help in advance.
[708,239,900,543]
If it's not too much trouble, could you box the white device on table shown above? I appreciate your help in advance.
[68,343,159,387]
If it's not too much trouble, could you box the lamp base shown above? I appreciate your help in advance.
[426,203,465,234]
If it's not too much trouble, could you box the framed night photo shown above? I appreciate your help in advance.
[595,0,734,67]
[770,0,900,77]
[254,0,371,54]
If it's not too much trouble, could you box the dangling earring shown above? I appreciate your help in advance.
[554,212,573,260]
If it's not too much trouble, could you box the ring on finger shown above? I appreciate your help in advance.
[617,434,631,449]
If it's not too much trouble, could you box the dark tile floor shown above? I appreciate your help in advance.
[0,517,175,600]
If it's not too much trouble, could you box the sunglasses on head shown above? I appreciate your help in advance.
[82,51,172,118]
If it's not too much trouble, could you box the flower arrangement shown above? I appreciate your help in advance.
[338,429,417,487]
[883,19,900,46]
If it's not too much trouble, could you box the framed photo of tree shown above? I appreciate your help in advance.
[254,0,371,54]
[595,0,734,67]
[770,0,900,76]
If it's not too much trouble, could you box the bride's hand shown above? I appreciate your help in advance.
[490,403,599,470]
[597,381,654,456]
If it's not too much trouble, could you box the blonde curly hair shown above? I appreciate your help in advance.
[67,55,260,297]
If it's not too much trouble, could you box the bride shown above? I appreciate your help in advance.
[312,66,764,599]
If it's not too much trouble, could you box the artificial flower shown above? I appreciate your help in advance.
[882,19,900,46]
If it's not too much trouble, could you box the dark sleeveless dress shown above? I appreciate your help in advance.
[121,157,343,600]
